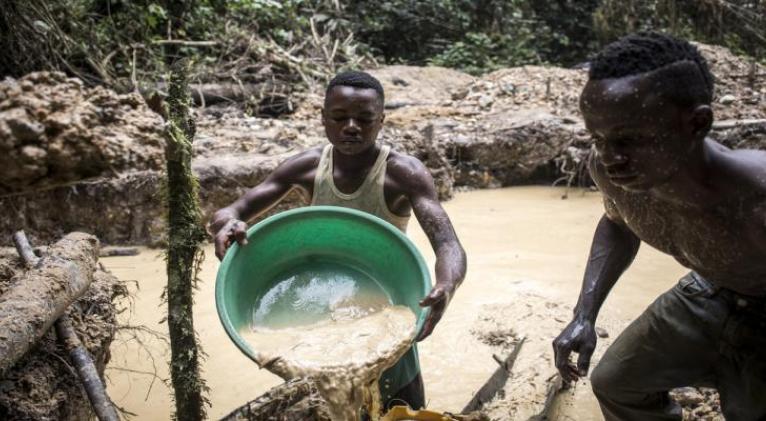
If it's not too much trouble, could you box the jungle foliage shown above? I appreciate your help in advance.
[0,0,763,84]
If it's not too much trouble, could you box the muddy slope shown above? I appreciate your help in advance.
[0,72,164,193]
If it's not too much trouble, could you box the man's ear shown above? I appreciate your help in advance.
[380,111,385,125]
[689,104,713,137]
[320,107,327,126]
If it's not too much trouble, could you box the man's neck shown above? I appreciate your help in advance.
[333,143,380,172]
[650,139,718,207]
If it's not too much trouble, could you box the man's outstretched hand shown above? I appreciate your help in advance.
[416,283,455,341]
[552,317,598,383]
[213,219,248,260]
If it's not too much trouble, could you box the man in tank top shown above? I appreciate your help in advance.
[209,71,467,411]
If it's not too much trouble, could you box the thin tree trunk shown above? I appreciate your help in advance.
[165,58,208,420]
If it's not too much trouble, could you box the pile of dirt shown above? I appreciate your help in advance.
[0,72,165,193]
[0,248,127,420]
[369,65,476,107]
[695,43,766,152]
[696,43,766,121]
[455,66,587,118]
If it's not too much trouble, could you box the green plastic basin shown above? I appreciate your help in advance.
[215,206,431,363]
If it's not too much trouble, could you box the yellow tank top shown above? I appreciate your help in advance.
[311,144,409,232]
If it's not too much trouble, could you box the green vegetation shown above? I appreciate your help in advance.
[1,0,761,84]
[594,0,765,59]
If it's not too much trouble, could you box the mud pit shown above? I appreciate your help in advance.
[104,187,720,420]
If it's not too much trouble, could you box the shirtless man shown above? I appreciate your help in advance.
[209,71,467,411]
[552,32,766,420]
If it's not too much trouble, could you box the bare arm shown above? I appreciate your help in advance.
[553,200,640,382]
[400,159,467,341]
[209,150,319,259]
[574,210,641,321]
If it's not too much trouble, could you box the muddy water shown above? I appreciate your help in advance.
[105,187,686,420]
[251,261,392,329]
[244,268,414,421]
[242,306,415,420]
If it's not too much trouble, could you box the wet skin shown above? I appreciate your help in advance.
[552,63,766,383]
[209,85,467,341]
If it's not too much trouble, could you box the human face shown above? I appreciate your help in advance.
[581,73,705,192]
[322,86,384,156]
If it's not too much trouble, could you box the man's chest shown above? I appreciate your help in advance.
[613,193,762,270]
[307,164,411,215]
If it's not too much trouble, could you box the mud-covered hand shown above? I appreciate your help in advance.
[416,282,455,341]
[552,317,597,383]
[212,218,248,260]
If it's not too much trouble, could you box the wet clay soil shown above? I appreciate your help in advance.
[105,186,689,419]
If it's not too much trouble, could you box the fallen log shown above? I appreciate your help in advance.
[0,232,99,374]
[11,231,119,421]
[221,378,331,421]
[712,119,766,130]
[99,246,140,257]
[461,337,526,413]
[527,374,565,421]
[148,81,290,107]
[151,39,218,47]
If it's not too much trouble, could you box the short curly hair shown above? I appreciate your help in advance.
[589,32,714,106]
[326,70,385,104]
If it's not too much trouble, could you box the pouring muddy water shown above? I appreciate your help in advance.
[215,206,431,420]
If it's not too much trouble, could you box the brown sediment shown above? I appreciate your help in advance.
[241,305,416,420]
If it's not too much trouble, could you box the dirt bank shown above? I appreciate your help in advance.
[0,72,164,193]
[1,43,763,246]
[0,246,127,420]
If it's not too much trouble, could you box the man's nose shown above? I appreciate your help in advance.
[342,119,361,133]
[600,144,628,167]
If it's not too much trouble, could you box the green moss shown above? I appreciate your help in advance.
[164,59,209,421]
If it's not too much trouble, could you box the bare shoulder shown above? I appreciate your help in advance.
[714,144,766,245]
[752,196,766,254]
[279,146,324,169]
[271,146,324,182]
[386,149,436,193]
[743,150,766,235]
[714,144,766,196]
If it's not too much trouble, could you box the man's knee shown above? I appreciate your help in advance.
[590,358,621,399]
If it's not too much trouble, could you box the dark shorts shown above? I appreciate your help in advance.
[591,272,766,421]
[379,345,425,410]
